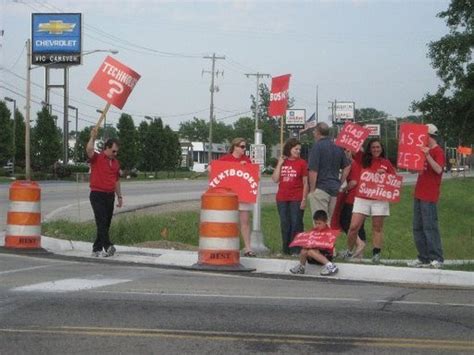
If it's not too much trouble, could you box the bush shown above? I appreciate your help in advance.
[54,163,72,178]
[68,163,90,173]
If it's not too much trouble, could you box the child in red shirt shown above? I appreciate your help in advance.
[289,210,339,276]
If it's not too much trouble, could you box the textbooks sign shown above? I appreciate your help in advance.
[397,123,428,171]
[358,170,403,203]
[209,161,260,203]
[87,56,141,109]
[268,74,291,117]
[289,229,340,251]
[335,122,370,153]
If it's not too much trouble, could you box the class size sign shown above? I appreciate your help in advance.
[31,13,82,66]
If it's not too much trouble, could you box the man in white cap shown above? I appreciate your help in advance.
[410,123,445,268]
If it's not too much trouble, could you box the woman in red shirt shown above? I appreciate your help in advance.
[272,138,309,255]
[345,138,395,263]
[218,138,255,257]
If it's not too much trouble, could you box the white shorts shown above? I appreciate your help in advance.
[353,197,390,217]
[239,202,253,211]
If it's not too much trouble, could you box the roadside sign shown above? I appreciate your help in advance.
[365,124,381,137]
[250,144,266,166]
[285,109,305,129]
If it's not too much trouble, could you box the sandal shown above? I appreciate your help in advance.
[244,250,257,257]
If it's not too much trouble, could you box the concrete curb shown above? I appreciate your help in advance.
[2,234,472,289]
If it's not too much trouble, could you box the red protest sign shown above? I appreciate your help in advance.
[289,228,340,251]
[397,123,428,170]
[87,56,141,109]
[357,170,403,203]
[268,74,291,117]
[209,161,260,203]
[335,122,370,152]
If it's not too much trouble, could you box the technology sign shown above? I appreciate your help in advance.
[32,13,82,66]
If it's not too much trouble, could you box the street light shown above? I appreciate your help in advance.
[4,97,16,174]
[68,105,79,162]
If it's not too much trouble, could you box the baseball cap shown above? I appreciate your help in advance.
[426,123,438,136]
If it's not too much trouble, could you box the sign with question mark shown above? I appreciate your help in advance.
[397,123,428,171]
[87,55,141,109]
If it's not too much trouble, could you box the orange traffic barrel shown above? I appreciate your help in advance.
[5,181,42,249]
[191,188,254,272]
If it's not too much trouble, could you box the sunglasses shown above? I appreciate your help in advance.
[238,145,246,149]
[112,150,118,154]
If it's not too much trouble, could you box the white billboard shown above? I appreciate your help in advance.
[365,124,381,137]
[335,101,355,122]
[285,109,305,129]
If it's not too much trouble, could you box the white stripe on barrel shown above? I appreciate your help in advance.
[6,225,41,237]
[9,201,42,213]
[200,209,239,223]
[199,237,240,250]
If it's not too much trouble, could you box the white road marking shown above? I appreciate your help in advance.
[12,278,131,292]
[0,264,59,276]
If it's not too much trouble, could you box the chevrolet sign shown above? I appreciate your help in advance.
[32,13,82,66]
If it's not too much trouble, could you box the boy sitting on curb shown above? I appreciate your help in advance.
[289,210,339,276]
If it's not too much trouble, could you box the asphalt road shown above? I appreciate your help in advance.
[0,252,472,354]
[0,179,279,231]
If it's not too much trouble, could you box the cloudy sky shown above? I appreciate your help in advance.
[1,0,449,131]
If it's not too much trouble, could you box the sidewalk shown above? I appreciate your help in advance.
[2,234,472,289]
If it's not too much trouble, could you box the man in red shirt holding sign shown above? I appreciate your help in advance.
[409,124,446,269]
[86,127,122,257]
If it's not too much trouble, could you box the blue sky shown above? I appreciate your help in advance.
[0,0,449,131]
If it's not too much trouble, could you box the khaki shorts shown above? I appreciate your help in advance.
[308,189,337,222]
[353,197,390,217]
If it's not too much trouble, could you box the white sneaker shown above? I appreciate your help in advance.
[91,251,101,257]
[372,253,381,264]
[430,260,443,269]
[339,250,353,260]
[320,264,338,276]
[407,259,430,268]
[290,264,305,274]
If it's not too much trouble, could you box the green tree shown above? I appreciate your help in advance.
[162,125,181,170]
[75,126,92,162]
[32,107,61,171]
[178,117,209,142]
[137,121,149,170]
[412,0,474,145]
[0,101,13,164]
[117,113,138,171]
[14,109,26,168]
[143,117,165,173]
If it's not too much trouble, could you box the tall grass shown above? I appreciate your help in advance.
[43,177,474,260]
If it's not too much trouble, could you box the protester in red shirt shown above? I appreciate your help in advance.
[344,138,395,263]
[86,127,122,257]
[218,138,255,257]
[409,123,445,269]
[339,150,366,259]
[272,138,309,255]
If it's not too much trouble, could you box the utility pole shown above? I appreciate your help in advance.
[245,72,270,254]
[25,39,31,180]
[203,53,225,165]
[315,85,319,124]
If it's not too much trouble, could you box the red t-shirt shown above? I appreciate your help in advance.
[219,153,252,164]
[415,145,445,202]
[276,158,308,202]
[89,151,120,193]
[346,159,362,204]
[355,157,395,199]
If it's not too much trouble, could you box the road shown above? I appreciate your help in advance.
[0,252,472,354]
[1,173,426,232]
[0,179,279,231]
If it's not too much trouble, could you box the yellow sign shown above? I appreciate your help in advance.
[38,21,76,35]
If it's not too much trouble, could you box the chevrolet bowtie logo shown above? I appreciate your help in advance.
[38,20,76,35]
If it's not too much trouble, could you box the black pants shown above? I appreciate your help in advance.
[340,203,366,241]
[90,191,115,252]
